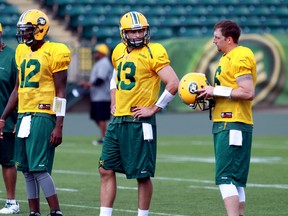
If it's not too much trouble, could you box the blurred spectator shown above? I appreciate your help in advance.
[79,43,113,145]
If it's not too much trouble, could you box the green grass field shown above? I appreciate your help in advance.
[1,135,287,216]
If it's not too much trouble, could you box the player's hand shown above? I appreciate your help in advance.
[196,86,214,99]
[50,127,63,147]
[110,104,116,115]
[0,120,5,139]
[132,106,156,119]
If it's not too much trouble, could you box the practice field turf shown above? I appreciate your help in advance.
[0,135,287,216]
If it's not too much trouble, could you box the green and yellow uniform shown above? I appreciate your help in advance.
[14,42,71,173]
[113,42,169,116]
[212,46,257,187]
[100,42,170,178]
[213,46,256,124]
[16,42,71,114]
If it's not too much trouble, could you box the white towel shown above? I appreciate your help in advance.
[17,115,31,138]
[142,123,153,141]
[229,130,242,146]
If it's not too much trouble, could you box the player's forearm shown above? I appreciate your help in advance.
[55,116,64,129]
[1,89,18,120]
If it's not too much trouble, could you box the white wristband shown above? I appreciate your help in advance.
[213,86,232,98]
[155,89,175,109]
[52,97,67,116]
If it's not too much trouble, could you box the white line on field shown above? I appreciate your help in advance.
[117,186,138,190]
[53,170,288,190]
[188,185,218,190]
[56,188,78,192]
[0,198,187,216]
[157,155,284,164]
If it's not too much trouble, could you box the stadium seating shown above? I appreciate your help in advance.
[1,0,288,48]
[0,2,19,40]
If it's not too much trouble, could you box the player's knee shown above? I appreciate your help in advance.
[99,167,114,179]
[219,183,239,200]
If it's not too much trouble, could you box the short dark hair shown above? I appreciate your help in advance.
[214,20,241,43]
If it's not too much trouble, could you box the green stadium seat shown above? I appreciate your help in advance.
[219,0,239,5]
[259,0,281,4]
[229,5,250,15]
[270,6,288,16]
[263,17,282,27]
[198,0,219,5]
[179,16,201,26]
[201,16,220,26]
[185,5,208,15]
[145,6,166,15]
[178,27,203,37]
[76,15,102,27]
[48,0,75,6]
[39,0,288,42]
[89,26,118,38]
[58,4,86,17]
[208,5,229,15]
[99,16,119,26]
[165,6,187,15]
[77,0,95,3]
[245,16,262,27]
[180,0,199,4]
[107,5,131,16]
[0,4,19,14]
[136,0,177,5]
[250,5,271,15]
[1,25,16,37]
[242,26,264,34]
[130,5,149,14]
[147,16,164,27]
[151,27,173,39]
[92,0,120,4]
[0,14,18,26]
[238,0,260,5]
[103,37,121,49]
[160,16,180,27]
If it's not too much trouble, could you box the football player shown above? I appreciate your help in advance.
[196,20,257,216]
[98,11,179,216]
[0,9,71,216]
[0,23,20,214]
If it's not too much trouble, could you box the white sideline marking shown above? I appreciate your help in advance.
[157,155,284,164]
[54,170,288,190]
[188,185,218,190]
[0,198,186,216]
[56,188,78,192]
[117,186,138,190]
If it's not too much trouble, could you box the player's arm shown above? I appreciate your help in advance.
[197,74,254,101]
[133,65,179,119]
[51,70,67,147]
[110,69,117,115]
[231,74,254,100]
[154,65,179,112]
[0,78,19,139]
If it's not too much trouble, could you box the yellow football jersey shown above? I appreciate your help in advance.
[213,46,257,124]
[15,41,71,114]
[112,43,170,116]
